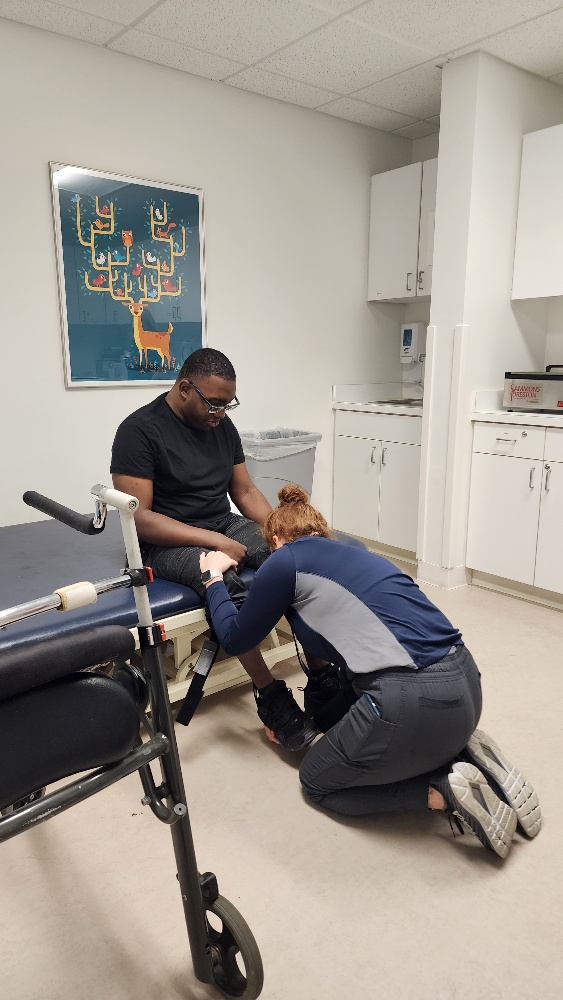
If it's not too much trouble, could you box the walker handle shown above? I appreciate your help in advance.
[23,491,106,535]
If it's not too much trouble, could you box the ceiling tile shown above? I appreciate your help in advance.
[346,0,563,56]
[550,72,563,86]
[353,62,442,118]
[109,29,246,78]
[44,0,159,25]
[0,0,121,43]
[476,9,563,78]
[225,67,340,108]
[319,97,417,129]
[392,119,439,139]
[134,0,332,64]
[259,18,433,93]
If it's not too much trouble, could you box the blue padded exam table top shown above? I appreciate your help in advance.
[0,513,254,653]
[0,515,366,653]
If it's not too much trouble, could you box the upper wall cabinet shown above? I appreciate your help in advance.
[512,123,563,300]
[367,158,437,302]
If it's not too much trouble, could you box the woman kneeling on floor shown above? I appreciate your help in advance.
[200,485,541,859]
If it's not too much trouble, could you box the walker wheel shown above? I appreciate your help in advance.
[206,894,264,999]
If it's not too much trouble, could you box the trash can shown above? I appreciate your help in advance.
[239,428,322,507]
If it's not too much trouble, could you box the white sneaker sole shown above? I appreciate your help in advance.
[465,729,542,838]
[449,762,517,859]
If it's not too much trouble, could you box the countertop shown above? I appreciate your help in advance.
[472,410,563,428]
[332,401,423,415]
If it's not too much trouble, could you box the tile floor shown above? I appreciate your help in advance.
[1,577,562,1000]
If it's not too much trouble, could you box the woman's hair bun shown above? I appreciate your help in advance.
[278,483,309,505]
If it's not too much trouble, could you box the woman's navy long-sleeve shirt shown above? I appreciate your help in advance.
[206,537,461,674]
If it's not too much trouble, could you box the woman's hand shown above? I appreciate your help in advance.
[200,550,238,575]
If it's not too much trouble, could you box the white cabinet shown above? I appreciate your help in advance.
[332,411,422,552]
[466,422,563,594]
[512,123,563,299]
[378,441,421,552]
[368,158,437,302]
[466,452,541,584]
[333,435,380,540]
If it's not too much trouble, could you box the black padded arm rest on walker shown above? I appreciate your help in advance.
[0,625,135,701]
[0,673,140,811]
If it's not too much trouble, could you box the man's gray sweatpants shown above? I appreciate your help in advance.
[299,645,482,816]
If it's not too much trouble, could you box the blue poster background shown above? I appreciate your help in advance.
[53,167,205,384]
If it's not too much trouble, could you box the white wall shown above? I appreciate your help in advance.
[0,19,411,527]
[418,52,563,587]
[546,299,563,363]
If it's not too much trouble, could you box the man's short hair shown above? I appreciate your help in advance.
[178,348,236,383]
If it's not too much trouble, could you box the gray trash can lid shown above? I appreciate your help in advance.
[239,427,322,460]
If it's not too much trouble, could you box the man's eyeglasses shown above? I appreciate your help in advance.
[188,380,240,414]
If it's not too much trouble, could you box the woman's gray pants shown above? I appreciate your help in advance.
[299,645,482,816]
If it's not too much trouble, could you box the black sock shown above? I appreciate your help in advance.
[257,679,277,695]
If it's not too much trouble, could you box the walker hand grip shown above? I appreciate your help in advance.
[23,491,105,535]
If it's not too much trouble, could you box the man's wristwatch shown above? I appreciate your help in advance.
[201,569,224,585]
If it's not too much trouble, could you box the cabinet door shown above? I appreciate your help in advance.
[417,158,437,297]
[378,441,420,552]
[466,453,541,584]
[534,462,563,593]
[332,436,380,540]
[368,162,422,301]
[378,442,421,552]
[512,124,563,299]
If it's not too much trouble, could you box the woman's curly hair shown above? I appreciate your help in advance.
[263,483,330,549]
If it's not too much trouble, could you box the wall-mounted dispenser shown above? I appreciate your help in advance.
[400,322,427,364]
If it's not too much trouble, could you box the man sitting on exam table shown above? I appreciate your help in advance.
[111,347,335,750]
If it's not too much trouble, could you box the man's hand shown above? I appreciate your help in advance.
[215,537,248,565]
[264,725,280,745]
[200,550,238,575]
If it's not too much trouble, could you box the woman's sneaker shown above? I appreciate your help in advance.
[302,665,357,732]
[430,762,517,859]
[463,729,542,838]
[253,680,318,751]
[302,664,342,718]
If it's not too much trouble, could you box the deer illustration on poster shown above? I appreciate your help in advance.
[51,163,206,387]
[78,199,186,371]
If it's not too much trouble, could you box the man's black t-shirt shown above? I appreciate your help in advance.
[110,393,245,530]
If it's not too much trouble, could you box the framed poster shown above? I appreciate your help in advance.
[50,162,206,387]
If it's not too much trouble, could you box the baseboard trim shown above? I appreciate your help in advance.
[470,571,563,613]
[417,562,470,589]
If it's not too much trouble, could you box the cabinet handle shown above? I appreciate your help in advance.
[381,446,387,467]
[544,464,551,492]
[370,446,377,464]
[406,272,412,291]
[417,270,424,289]
[496,437,517,444]
[529,466,535,489]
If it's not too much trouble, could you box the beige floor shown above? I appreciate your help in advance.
[2,578,563,1000]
